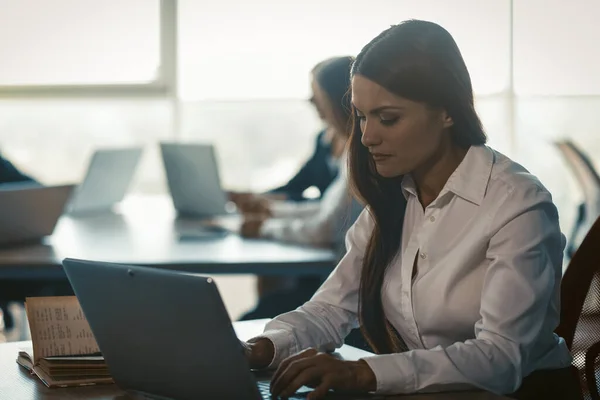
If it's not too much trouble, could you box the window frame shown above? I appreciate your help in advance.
[0,0,177,99]
[0,0,524,153]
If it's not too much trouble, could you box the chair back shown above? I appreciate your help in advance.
[556,215,600,399]
[555,140,600,258]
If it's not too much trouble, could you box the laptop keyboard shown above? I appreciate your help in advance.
[257,381,310,399]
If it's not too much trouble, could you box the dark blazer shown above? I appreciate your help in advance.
[269,130,338,201]
[0,152,37,184]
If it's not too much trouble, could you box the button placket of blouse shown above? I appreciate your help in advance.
[416,207,438,272]
[407,211,435,347]
[400,239,419,321]
[382,252,402,322]
[400,221,424,345]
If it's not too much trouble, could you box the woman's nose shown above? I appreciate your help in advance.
[360,120,381,147]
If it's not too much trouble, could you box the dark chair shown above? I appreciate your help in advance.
[556,215,600,399]
[554,140,600,259]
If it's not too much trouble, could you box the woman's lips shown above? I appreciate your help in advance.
[371,153,392,162]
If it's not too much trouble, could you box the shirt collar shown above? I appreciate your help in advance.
[401,145,494,206]
[401,174,418,200]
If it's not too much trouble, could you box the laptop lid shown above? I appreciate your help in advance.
[160,143,229,218]
[68,147,143,215]
[0,184,74,245]
[62,258,262,400]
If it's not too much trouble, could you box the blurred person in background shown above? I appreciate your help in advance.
[0,151,38,330]
[234,56,364,323]
[0,151,71,331]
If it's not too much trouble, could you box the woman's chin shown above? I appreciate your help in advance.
[375,165,403,178]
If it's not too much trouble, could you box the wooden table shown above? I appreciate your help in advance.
[0,195,336,280]
[0,320,509,399]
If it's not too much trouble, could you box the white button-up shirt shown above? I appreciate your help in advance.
[259,145,573,395]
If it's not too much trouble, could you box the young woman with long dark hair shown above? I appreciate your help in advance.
[242,20,578,399]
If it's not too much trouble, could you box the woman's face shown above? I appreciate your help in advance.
[352,74,453,178]
[310,77,338,129]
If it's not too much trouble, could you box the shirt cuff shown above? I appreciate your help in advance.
[259,219,281,239]
[361,353,416,394]
[254,329,298,369]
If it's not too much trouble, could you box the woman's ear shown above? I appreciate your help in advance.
[442,110,454,129]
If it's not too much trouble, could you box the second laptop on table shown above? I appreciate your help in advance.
[160,142,231,220]
[67,147,143,216]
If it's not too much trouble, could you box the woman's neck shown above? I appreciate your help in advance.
[412,144,470,209]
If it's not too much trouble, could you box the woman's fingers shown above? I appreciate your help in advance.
[271,348,316,389]
[307,377,334,400]
[277,365,321,398]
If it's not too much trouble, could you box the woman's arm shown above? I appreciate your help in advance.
[267,200,323,219]
[360,187,571,395]
[259,167,351,247]
[252,209,374,366]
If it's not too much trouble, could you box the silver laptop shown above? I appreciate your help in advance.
[0,184,74,245]
[62,258,329,400]
[68,147,143,215]
[160,142,229,219]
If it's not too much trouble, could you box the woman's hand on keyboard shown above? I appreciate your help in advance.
[269,348,376,399]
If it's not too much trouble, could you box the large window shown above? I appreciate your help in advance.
[178,0,510,100]
[1,0,600,237]
[513,0,600,95]
[510,0,600,237]
[177,0,513,192]
[0,0,168,193]
[0,0,162,87]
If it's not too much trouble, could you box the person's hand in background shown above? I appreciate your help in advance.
[228,191,253,205]
[229,192,273,217]
[241,214,267,238]
[242,196,272,217]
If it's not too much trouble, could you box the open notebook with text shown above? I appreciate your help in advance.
[16,296,113,388]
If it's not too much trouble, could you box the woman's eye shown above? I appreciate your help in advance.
[380,116,399,126]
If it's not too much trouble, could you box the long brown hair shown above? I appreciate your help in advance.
[311,56,354,137]
[349,20,487,354]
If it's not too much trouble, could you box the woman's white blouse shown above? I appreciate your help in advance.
[258,145,572,395]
